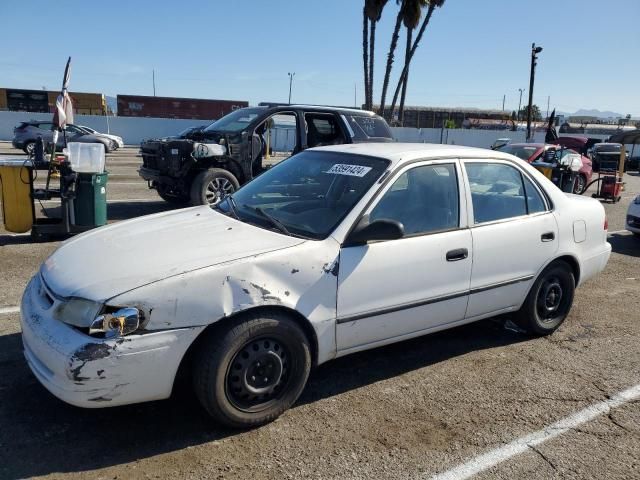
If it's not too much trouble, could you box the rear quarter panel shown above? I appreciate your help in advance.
[552,193,610,286]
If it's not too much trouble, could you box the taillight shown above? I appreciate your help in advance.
[604,217,608,230]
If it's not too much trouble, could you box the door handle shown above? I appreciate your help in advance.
[446,248,468,262]
[541,232,555,242]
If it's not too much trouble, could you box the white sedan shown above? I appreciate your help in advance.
[626,195,640,236]
[21,143,611,428]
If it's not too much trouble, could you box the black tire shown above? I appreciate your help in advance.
[193,311,311,428]
[23,141,35,156]
[156,184,190,205]
[190,168,239,206]
[514,261,575,335]
[572,174,587,194]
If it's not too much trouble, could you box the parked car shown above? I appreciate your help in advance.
[498,142,593,194]
[21,143,611,428]
[12,121,117,154]
[76,125,124,149]
[139,105,394,205]
[626,195,640,237]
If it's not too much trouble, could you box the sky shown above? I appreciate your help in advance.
[1,0,639,116]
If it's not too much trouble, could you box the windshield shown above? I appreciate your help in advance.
[217,150,389,239]
[499,144,539,160]
[204,107,265,133]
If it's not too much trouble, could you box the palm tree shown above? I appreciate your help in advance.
[363,0,388,111]
[378,1,406,118]
[362,6,369,109]
[389,0,445,119]
[396,0,423,123]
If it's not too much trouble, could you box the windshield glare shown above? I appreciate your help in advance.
[204,107,264,133]
[218,151,389,239]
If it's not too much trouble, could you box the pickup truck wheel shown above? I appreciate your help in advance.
[193,311,311,428]
[156,185,190,205]
[514,261,575,336]
[190,168,239,206]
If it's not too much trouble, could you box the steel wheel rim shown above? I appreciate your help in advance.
[25,143,35,155]
[537,276,564,322]
[573,176,586,194]
[205,177,234,205]
[225,336,290,413]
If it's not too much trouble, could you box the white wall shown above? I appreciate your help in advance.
[1,110,624,152]
[0,111,215,145]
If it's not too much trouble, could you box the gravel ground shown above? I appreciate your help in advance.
[0,143,638,480]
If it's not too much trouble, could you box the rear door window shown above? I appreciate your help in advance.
[465,163,527,223]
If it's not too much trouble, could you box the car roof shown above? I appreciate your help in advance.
[506,143,544,148]
[309,142,519,168]
[272,104,377,116]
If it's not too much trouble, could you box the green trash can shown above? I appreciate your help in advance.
[74,172,108,227]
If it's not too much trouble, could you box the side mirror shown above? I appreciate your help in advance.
[345,215,404,246]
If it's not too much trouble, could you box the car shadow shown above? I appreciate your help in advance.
[0,317,528,479]
[609,232,639,257]
[0,202,178,245]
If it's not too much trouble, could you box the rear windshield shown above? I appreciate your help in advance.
[499,144,539,161]
[346,115,393,140]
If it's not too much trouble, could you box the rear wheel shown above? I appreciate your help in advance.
[193,311,311,428]
[23,141,35,156]
[190,168,239,206]
[514,261,575,335]
[572,174,587,194]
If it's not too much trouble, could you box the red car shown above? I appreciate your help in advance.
[498,143,593,194]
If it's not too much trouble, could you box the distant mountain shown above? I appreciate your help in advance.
[571,109,625,119]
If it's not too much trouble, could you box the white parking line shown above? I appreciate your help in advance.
[427,382,640,480]
[0,306,20,315]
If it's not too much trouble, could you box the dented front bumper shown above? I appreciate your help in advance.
[20,276,204,408]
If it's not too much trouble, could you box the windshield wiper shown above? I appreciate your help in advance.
[243,204,291,236]
[226,194,240,219]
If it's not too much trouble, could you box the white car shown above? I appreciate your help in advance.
[21,143,611,428]
[626,195,640,236]
[77,125,124,149]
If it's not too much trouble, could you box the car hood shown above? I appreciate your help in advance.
[41,207,305,301]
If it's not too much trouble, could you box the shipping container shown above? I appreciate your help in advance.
[0,88,106,115]
[116,95,248,120]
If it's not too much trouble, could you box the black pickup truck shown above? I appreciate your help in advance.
[139,105,394,205]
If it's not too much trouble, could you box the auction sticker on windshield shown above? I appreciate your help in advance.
[325,164,372,177]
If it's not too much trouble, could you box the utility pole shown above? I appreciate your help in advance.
[288,72,295,104]
[502,94,506,111]
[526,43,543,141]
[152,69,156,97]
[546,95,550,119]
[517,88,525,121]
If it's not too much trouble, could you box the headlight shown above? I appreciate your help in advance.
[55,298,103,327]
[89,307,142,338]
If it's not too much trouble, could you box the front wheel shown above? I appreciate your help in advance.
[514,261,575,335]
[190,168,239,206]
[193,311,311,428]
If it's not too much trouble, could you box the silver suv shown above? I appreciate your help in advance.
[12,121,117,155]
